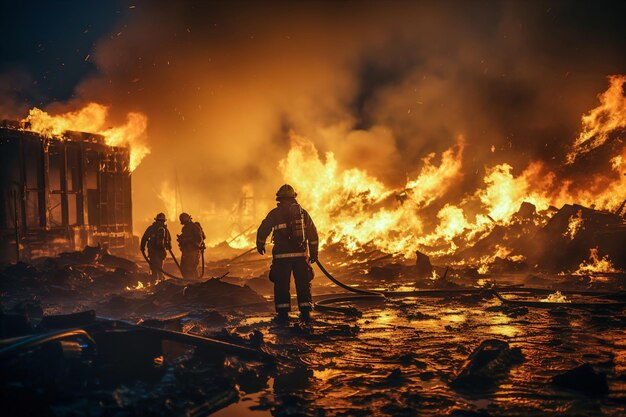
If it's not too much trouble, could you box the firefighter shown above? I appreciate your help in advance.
[177,212,206,279]
[256,184,319,322]
[140,212,172,280]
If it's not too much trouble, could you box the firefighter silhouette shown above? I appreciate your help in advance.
[140,213,172,280]
[256,184,319,322]
[177,212,205,279]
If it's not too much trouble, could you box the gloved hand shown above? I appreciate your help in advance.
[257,242,265,255]
[309,254,318,264]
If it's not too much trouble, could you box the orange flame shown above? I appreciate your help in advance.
[477,162,555,222]
[280,134,420,254]
[405,137,465,208]
[125,280,146,291]
[573,248,620,275]
[564,210,584,240]
[21,103,149,171]
[541,291,570,303]
[278,76,625,260]
[567,75,626,164]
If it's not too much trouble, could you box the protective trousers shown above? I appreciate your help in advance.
[181,249,200,279]
[269,258,314,313]
[147,248,166,280]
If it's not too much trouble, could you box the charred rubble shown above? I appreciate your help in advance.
[457,201,626,274]
[0,245,275,417]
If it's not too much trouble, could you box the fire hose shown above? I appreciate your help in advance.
[313,259,626,314]
[0,320,272,363]
[168,247,182,273]
[141,246,205,280]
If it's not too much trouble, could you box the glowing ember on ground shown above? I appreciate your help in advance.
[125,281,146,291]
[541,291,570,303]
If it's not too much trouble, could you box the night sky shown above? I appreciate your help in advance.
[1,1,126,107]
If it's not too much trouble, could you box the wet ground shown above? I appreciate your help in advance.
[212,285,626,416]
[2,252,626,416]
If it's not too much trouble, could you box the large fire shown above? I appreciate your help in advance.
[278,76,626,261]
[567,75,626,164]
[20,103,149,171]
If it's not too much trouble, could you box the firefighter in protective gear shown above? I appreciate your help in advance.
[256,184,319,321]
[140,213,172,280]
[177,212,206,279]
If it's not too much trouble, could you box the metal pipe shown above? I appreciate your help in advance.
[0,328,95,361]
[95,316,274,362]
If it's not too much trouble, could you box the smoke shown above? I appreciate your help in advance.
[4,0,625,242]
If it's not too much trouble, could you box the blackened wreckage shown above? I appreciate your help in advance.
[0,122,134,263]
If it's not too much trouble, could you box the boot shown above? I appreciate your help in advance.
[299,309,311,321]
[274,311,289,324]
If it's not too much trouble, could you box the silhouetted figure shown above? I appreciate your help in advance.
[140,213,172,280]
[177,212,205,279]
[257,184,319,322]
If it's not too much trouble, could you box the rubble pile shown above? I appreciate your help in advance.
[452,202,625,276]
[0,250,148,310]
[0,244,274,324]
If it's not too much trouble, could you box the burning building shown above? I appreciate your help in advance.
[0,122,134,262]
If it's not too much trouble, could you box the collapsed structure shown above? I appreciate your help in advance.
[0,122,134,263]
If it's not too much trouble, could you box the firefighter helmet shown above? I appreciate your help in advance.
[276,184,297,199]
[155,212,167,222]
[179,212,191,223]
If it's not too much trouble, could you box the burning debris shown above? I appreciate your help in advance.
[267,75,626,275]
